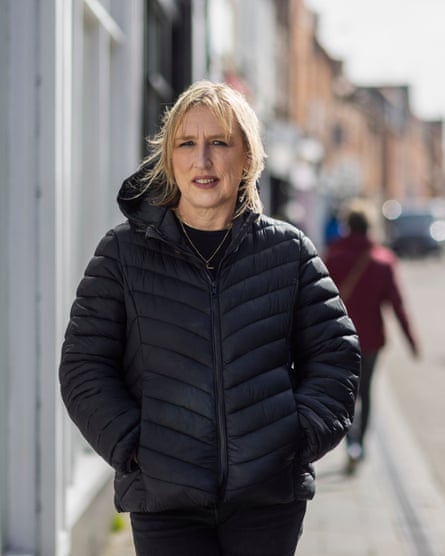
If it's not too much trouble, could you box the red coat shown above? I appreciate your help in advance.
[324,233,417,354]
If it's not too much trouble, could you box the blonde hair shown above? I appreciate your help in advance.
[140,80,265,216]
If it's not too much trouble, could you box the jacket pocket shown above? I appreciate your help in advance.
[114,468,146,512]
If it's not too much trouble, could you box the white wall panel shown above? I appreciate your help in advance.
[0,0,144,554]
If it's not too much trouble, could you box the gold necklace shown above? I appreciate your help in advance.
[179,219,231,270]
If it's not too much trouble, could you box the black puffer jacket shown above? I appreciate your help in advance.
[59,171,360,513]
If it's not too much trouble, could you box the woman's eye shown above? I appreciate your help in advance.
[178,141,194,147]
[211,140,228,146]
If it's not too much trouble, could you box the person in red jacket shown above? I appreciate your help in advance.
[325,199,419,473]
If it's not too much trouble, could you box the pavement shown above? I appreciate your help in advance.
[100,372,445,556]
[297,372,445,556]
[101,512,134,556]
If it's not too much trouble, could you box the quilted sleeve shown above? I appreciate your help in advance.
[59,229,140,472]
[291,234,361,464]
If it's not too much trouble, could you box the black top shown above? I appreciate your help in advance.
[180,221,232,276]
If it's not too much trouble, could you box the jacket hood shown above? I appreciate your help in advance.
[117,165,167,229]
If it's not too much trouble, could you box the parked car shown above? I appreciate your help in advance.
[383,202,445,258]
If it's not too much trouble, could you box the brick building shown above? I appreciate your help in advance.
[284,0,444,233]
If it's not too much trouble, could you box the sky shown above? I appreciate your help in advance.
[305,0,445,121]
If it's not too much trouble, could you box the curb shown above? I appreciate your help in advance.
[375,372,445,555]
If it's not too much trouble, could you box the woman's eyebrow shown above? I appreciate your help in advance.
[175,133,231,141]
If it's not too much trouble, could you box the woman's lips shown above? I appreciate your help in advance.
[193,177,218,188]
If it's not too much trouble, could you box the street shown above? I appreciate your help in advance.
[383,257,445,496]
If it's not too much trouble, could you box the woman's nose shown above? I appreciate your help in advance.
[194,144,211,168]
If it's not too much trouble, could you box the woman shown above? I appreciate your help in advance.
[60,81,360,555]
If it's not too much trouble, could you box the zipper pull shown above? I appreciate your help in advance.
[211,282,217,297]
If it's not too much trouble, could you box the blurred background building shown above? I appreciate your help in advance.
[1,0,443,554]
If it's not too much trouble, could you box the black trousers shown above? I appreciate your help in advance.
[130,500,307,556]
[348,351,379,447]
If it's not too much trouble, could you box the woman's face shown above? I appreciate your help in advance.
[172,105,248,227]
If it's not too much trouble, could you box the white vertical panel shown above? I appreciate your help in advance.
[37,0,72,553]
[0,1,11,551]
[61,0,85,518]
[7,0,39,550]
[80,8,111,259]
[192,0,208,80]
[110,0,144,222]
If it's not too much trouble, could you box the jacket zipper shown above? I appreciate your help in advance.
[210,279,228,497]
[146,223,235,498]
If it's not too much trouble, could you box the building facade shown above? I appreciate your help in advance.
[287,0,444,232]
[1,1,145,553]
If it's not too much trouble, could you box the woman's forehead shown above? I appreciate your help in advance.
[175,105,235,136]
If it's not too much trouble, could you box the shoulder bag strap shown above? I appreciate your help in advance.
[339,248,372,302]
